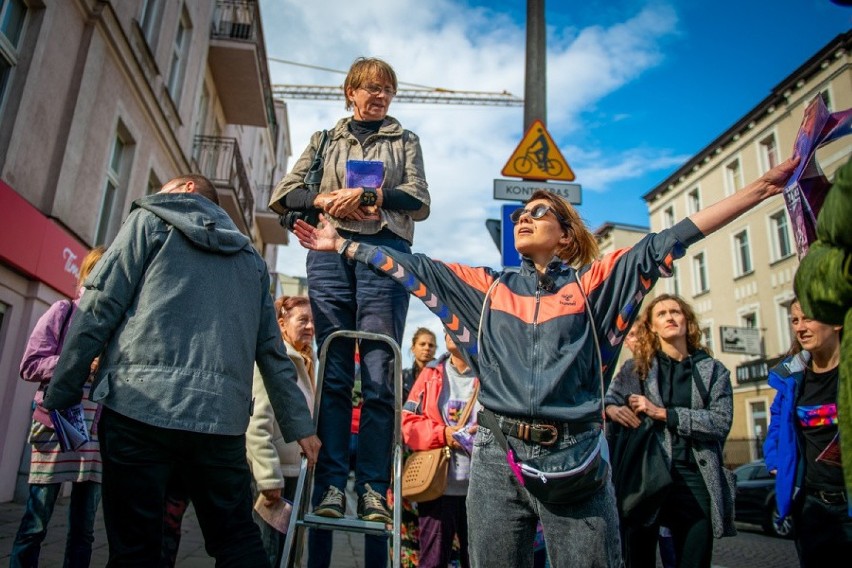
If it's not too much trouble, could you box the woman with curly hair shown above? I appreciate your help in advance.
[605,294,736,568]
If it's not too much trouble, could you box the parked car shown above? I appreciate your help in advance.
[733,459,795,538]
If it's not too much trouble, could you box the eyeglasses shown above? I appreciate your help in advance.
[510,203,569,226]
[360,83,396,97]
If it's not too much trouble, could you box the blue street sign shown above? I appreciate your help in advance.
[501,203,523,268]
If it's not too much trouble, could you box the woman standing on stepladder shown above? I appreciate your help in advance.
[269,56,430,568]
[293,154,797,567]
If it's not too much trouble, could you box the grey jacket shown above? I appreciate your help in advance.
[269,115,429,244]
[44,194,314,441]
[605,355,737,538]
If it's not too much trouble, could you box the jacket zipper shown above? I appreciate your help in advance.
[530,277,543,417]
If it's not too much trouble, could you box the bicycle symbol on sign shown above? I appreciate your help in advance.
[512,127,564,177]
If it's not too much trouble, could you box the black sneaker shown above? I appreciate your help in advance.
[313,485,345,518]
[357,484,392,524]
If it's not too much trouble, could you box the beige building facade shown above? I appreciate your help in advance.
[642,31,851,466]
[0,0,289,501]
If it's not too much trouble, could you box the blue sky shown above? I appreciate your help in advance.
[260,0,851,361]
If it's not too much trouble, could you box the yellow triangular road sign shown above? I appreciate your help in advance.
[501,120,575,181]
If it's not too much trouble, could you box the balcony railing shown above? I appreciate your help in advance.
[210,0,279,144]
[192,135,255,231]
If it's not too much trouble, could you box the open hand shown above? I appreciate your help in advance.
[293,215,342,252]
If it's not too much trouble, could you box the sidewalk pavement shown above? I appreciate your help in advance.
[0,481,371,567]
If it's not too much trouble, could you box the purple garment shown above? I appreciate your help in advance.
[20,295,78,427]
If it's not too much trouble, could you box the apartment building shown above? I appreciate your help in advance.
[642,31,851,465]
[0,0,290,501]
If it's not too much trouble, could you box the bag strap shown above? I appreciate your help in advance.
[57,299,75,346]
[303,129,330,191]
[690,354,714,407]
[453,380,479,430]
[477,275,501,348]
[479,408,512,453]
[573,274,606,430]
[38,300,74,393]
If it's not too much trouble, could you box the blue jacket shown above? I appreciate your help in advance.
[763,352,809,521]
[45,193,314,440]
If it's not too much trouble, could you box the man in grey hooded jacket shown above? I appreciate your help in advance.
[44,175,320,567]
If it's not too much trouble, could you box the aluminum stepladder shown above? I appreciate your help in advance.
[280,329,403,568]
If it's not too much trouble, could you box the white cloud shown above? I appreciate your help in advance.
[260,0,681,359]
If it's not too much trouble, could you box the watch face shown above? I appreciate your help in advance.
[361,189,377,205]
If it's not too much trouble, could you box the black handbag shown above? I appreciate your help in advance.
[610,382,673,525]
[480,409,608,505]
[279,129,329,230]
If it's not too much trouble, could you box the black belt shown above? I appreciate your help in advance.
[478,410,600,446]
[807,488,847,505]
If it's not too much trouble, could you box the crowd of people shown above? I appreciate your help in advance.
[12,53,848,568]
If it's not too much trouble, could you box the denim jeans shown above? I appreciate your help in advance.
[10,481,101,568]
[305,234,409,568]
[467,424,621,568]
[99,408,268,567]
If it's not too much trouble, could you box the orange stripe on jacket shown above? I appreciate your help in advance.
[579,248,631,295]
[490,281,585,325]
[444,263,495,294]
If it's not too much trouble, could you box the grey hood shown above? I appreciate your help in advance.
[133,193,251,254]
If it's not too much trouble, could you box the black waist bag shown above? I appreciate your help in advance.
[481,409,609,505]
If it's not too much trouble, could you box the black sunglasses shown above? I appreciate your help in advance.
[510,203,569,226]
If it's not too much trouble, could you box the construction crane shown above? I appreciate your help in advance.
[269,57,524,107]
[272,85,523,106]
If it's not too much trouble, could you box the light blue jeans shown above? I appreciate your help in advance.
[467,425,622,568]
[10,481,101,568]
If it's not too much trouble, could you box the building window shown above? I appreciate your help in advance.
[750,400,768,453]
[167,8,191,103]
[725,158,743,195]
[759,134,778,172]
[139,0,163,46]
[693,252,708,295]
[734,230,752,276]
[687,187,701,214]
[0,0,26,109]
[777,300,794,353]
[769,210,792,261]
[95,131,129,245]
[742,312,757,329]
[702,324,714,355]
[193,83,209,139]
[667,264,681,296]
[663,206,674,229]
[820,89,832,111]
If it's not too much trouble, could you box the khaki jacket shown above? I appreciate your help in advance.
[269,115,429,244]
